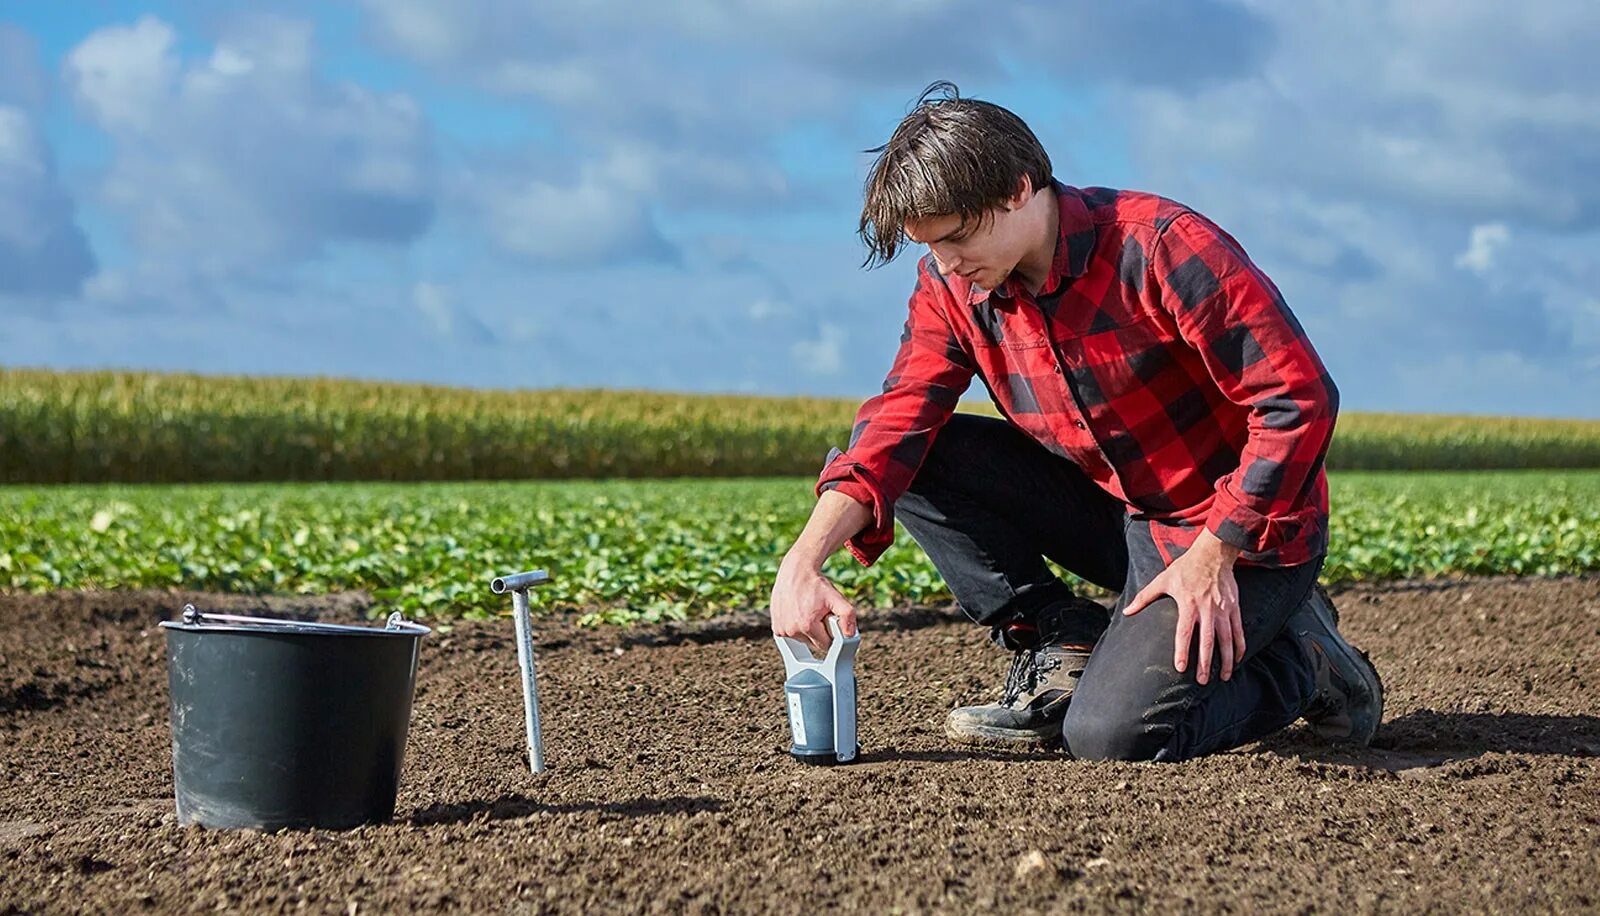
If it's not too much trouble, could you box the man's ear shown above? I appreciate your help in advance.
[1006,174,1033,211]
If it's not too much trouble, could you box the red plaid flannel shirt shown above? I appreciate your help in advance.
[818,182,1339,569]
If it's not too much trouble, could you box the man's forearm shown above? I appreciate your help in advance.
[783,490,874,571]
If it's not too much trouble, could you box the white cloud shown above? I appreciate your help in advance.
[357,0,979,223]
[411,279,496,345]
[748,298,791,320]
[1106,0,1600,415]
[63,15,437,290]
[0,26,95,302]
[1454,223,1510,274]
[412,281,453,336]
[465,161,676,266]
[64,17,179,132]
[207,46,255,77]
[0,106,96,299]
[792,323,847,376]
[349,0,1285,304]
[1130,1,1600,230]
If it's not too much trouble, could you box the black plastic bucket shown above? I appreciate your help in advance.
[160,605,430,831]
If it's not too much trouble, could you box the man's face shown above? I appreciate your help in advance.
[903,187,1033,292]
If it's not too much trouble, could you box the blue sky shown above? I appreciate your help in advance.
[2,1,1597,417]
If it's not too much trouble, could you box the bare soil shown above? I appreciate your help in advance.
[2,578,1598,913]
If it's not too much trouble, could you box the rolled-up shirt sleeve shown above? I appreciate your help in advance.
[817,256,976,565]
[1146,212,1339,557]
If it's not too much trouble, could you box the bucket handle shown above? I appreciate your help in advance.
[175,604,431,635]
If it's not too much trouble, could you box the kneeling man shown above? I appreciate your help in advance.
[769,83,1382,761]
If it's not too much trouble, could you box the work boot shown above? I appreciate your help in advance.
[946,601,1102,745]
[1288,585,1384,745]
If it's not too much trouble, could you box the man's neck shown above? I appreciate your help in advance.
[1014,189,1059,296]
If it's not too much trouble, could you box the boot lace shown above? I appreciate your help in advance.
[1000,647,1063,706]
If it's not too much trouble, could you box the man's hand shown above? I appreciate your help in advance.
[770,552,860,655]
[1121,529,1243,684]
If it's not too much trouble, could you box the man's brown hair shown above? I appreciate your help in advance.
[858,81,1053,268]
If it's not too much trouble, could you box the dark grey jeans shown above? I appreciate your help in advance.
[894,413,1322,762]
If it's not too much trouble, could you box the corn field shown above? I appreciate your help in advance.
[3,367,1599,484]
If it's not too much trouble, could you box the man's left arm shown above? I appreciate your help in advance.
[1152,211,1340,555]
[1122,211,1339,684]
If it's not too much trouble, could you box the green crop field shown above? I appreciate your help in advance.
[2,471,1595,624]
[5,368,1596,624]
[4,367,1600,483]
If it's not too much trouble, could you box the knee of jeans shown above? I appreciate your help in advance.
[1061,703,1164,762]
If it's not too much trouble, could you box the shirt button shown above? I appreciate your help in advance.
[1075,420,1087,429]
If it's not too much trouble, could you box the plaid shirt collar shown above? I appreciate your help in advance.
[979,180,1096,304]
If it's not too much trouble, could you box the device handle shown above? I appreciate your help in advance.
[773,615,860,676]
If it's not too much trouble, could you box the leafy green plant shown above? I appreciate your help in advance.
[2,472,1596,624]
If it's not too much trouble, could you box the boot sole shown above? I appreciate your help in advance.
[1306,586,1385,745]
[945,721,1062,747]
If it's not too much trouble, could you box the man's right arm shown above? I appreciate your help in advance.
[770,490,874,653]
[770,257,975,650]
[784,489,876,574]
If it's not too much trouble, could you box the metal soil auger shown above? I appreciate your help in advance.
[774,617,861,765]
[491,568,554,774]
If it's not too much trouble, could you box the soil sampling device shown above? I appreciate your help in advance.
[773,616,861,765]
[490,568,553,774]
[160,604,430,831]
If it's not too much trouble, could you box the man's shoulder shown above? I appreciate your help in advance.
[1075,186,1200,237]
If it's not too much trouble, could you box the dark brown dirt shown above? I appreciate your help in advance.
[2,579,1598,914]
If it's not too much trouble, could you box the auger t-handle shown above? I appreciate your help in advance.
[774,616,861,763]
